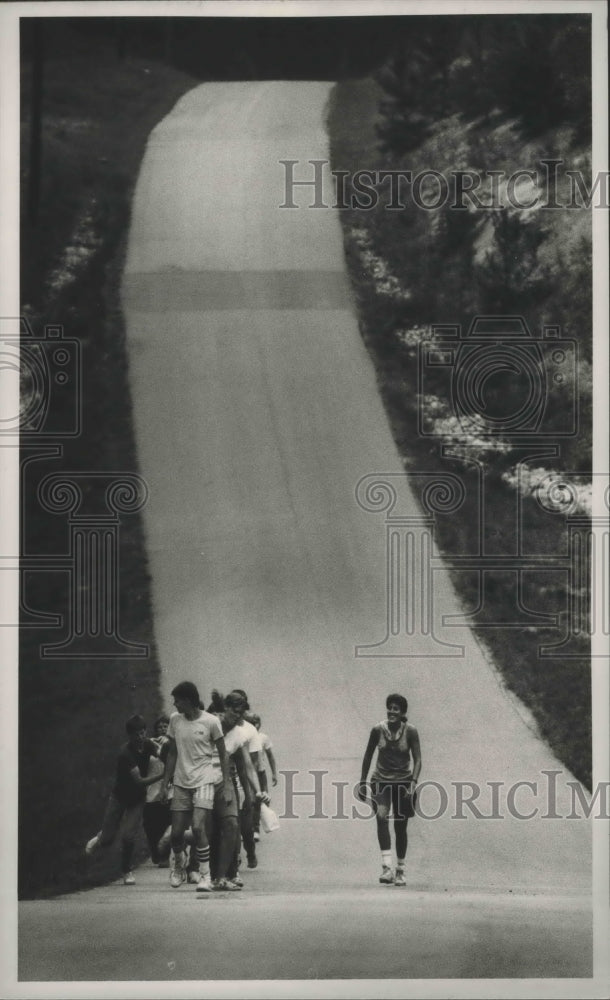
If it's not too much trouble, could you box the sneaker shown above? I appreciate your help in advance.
[170,863,186,888]
[247,855,258,869]
[85,835,99,856]
[213,877,241,891]
[123,871,136,885]
[394,869,406,887]
[187,871,201,885]
[232,873,244,888]
[195,874,214,893]
[379,865,394,884]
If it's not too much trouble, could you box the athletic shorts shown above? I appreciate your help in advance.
[371,781,416,820]
[212,777,239,819]
[171,782,219,812]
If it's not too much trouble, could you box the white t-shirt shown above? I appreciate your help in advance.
[168,710,223,788]
[211,721,248,779]
[240,719,263,754]
[224,725,248,757]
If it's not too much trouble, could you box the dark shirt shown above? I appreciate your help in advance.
[371,722,413,783]
[113,739,157,806]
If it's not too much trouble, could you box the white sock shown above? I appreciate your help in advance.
[381,851,392,869]
[396,858,405,870]
[196,846,210,877]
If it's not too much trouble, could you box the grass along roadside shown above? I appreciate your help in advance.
[19,23,199,898]
[327,75,592,789]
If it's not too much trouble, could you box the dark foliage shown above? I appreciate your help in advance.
[476,208,552,314]
[376,14,591,150]
[19,24,197,897]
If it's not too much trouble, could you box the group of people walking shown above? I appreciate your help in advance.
[85,682,277,891]
[85,685,421,890]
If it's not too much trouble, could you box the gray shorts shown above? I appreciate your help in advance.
[171,782,218,812]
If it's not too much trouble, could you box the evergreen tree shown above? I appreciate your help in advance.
[376,20,463,155]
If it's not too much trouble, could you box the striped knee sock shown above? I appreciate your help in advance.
[196,845,210,877]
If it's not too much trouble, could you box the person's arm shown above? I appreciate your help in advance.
[408,726,422,783]
[236,746,269,803]
[242,746,261,796]
[125,742,163,788]
[129,764,164,788]
[358,727,379,801]
[265,747,278,786]
[233,747,253,805]
[146,737,162,758]
[159,738,177,802]
[245,724,262,771]
[214,735,233,804]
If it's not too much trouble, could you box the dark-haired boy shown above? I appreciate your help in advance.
[159,681,232,891]
[209,693,269,890]
[85,715,164,885]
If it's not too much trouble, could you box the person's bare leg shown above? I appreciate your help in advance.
[217,816,239,879]
[192,807,213,889]
[169,810,191,886]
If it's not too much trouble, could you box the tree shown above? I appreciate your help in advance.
[476,208,551,314]
[375,20,463,155]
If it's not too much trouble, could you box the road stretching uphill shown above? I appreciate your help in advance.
[19,81,591,984]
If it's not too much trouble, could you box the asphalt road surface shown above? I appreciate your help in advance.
[19,82,592,987]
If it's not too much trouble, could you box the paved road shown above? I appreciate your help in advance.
[19,82,592,987]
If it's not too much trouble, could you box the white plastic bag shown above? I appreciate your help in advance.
[260,802,280,833]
